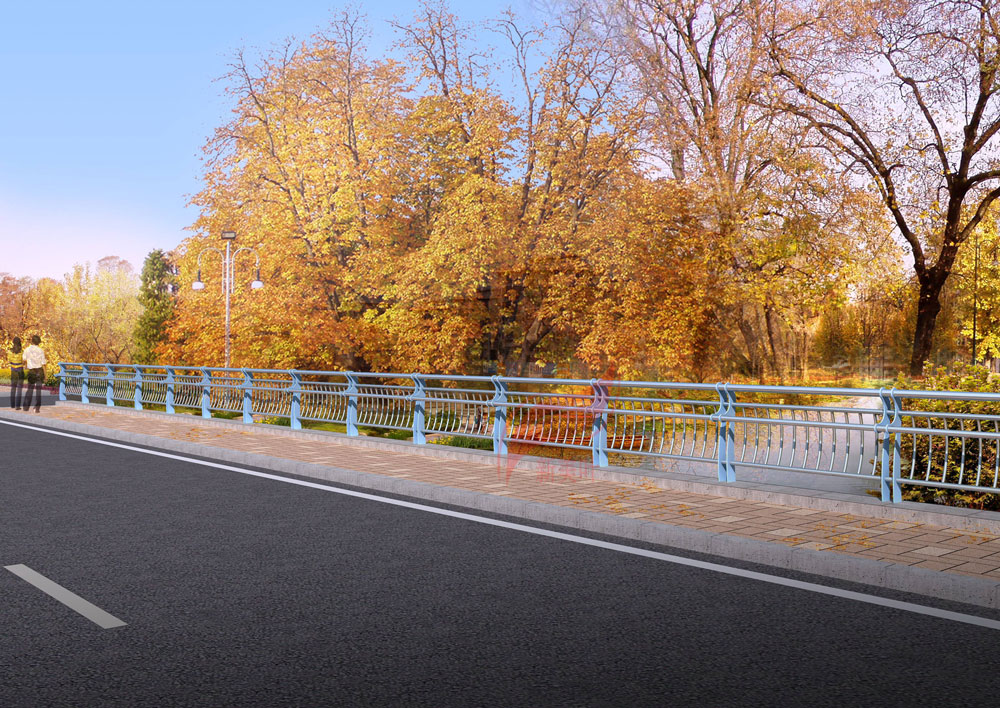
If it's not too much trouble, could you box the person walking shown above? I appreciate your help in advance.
[6,337,25,409]
[22,335,46,413]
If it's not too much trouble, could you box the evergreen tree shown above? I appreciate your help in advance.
[133,250,175,364]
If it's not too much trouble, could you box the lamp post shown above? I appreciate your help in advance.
[192,230,264,368]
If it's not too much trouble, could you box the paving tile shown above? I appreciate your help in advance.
[829,542,880,553]
[881,521,923,530]
[940,546,998,560]
[946,562,1000,576]
[910,545,959,557]
[876,555,920,566]
[912,559,964,572]
[836,524,891,535]
[766,528,807,537]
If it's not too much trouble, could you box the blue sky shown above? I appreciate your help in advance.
[0,0,537,280]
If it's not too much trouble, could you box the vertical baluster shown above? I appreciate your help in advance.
[133,368,143,410]
[724,385,736,481]
[346,373,359,436]
[993,420,999,489]
[58,363,67,401]
[81,364,90,404]
[890,389,902,502]
[715,384,735,482]
[242,369,253,424]
[290,370,302,430]
[668,403,677,456]
[591,379,608,467]
[877,388,902,502]
[491,376,508,456]
[877,389,891,501]
[165,367,175,414]
[412,374,426,445]
[201,368,211,418]
[715,384,727,481]
[940,415,950,482]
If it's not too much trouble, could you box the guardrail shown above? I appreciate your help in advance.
[56,363,1000,504]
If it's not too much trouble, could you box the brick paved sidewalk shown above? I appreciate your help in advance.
[6,402,1000,608]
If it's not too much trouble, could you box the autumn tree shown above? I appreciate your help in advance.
[381,3,658,375]
[167,10,416,369]
[951,213,1000,363]
[171,1,907,381]
[767,0,1000,375]
[51,258,141,364]
[603,0,864,381]
[0,274,35,345]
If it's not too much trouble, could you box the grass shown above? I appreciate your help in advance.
[360,427,412,440]
[257,416,412,437]
[431,435,493,450]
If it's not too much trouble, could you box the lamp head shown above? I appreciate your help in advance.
[251,267,263,290]
[192,269,205,290]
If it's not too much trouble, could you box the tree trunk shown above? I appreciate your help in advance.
[513,317,553,376]
[909,275,945,377]
[735,308,764,382]
[763,304,784,381]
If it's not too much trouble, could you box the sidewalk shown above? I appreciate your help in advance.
[4,400,1000,609]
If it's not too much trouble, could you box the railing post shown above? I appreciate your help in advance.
[201,368,211,418]
[491,376,508,456]
[724,384,736,482]
[878,388,891,502]
[81,364,89,404]
[591,379,609,467]
[165,367,175,414]
[878,388,903,503]
[411,374,426,445]
[891,389,903,503]
[133,368,143,410]
[289,370,302,430]
[715,383,735,482]
[346,372,359,436]
[242,369,253,424]
[105,366,114,406]
[57,363,66,401]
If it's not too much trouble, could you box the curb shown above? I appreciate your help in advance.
[3,408,1000,610]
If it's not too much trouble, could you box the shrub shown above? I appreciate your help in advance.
[893,363,1000,510]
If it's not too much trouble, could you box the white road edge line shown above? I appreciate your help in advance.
[5,564,126,629]
[4,416,1000,632]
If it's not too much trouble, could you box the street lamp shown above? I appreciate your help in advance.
[191,229,264,368]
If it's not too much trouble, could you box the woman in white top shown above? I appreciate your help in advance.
[22,335,46,413]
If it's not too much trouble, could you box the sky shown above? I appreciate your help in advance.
[0,0,538,281]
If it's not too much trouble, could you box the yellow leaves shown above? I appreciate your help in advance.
[163,8,719,378]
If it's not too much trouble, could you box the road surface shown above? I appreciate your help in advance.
[1,419,998,707]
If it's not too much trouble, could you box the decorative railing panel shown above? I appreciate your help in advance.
[56,363,1000,504]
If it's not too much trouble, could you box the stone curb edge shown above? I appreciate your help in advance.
[50,400,1000,535]
[3,408,1000,610]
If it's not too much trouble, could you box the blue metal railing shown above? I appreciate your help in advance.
[56,362,1000,504]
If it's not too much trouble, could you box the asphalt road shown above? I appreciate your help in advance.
[2,420,999,708]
